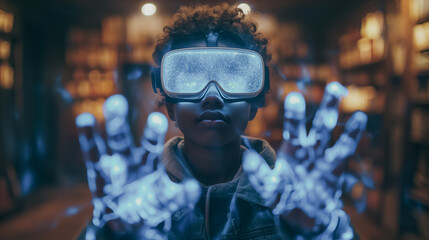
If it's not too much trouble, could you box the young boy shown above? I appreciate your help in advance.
[150,3,365,239]
[151,4,282,239]
[78,3,366,240]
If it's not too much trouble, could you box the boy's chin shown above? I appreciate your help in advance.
[186,133,242,147]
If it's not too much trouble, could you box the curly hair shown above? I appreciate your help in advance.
[152,3,270,107]
[153,3,270,65]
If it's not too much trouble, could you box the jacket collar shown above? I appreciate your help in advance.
[161,136,277,206]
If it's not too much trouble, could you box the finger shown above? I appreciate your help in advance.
[103,94,135,158]
[182,178,201,207]
[273,157,295,185]
[269,157,296,214]
[323,111,367,171]
[76,113,107,198]
[139,112,169,171]
[115,171,166,226]
[156,174,201,213]
[99,154,128,194]
[283,92,306,144]
[155,171,185,211]
[113,193,141,224]
[281,92,308,161]
[114,193,144,224]
[243,150,272,183]
[309,82,348,156]
[243,150,281,204]
[119,169,200,227]
[76,112,106,163]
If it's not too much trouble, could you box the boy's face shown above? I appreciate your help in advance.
[166,38,258,147]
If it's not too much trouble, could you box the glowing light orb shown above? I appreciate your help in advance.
[284,92,305,113]
[103,94,128,120]
[141,3,157,16]
[326,81,348,97]
[147,112,168,134]
[237,3,252,15]
[76,112,96,127]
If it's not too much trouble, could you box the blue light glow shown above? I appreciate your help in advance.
[147,112,168,134]
[326,81,348,97]
[103,94,128,120]
[65,206,80,216]
[75,112,96,127]
[99,154,127,194]
[20,170,34,195]
[283,92,311,148]
[284,92,306,118]
[103,95,134,153]
[143,112,169,150]
[244,82,369,239]
[76,102,201,239]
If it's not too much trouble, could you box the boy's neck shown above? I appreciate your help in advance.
[183,137,242,186]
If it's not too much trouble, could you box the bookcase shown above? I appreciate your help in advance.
[0,2,21,217]
[399,0,429,238]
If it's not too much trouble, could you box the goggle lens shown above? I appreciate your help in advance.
[161,48,264,100]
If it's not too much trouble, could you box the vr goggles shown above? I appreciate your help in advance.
[151,47,269,101]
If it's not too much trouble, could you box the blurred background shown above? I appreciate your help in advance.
[0,0,428,239]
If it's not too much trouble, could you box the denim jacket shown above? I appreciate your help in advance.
[162,136,286,240]
[81,136,357,239]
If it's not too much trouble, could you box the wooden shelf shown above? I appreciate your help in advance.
[278,57,312,64]
[340,60,384,73]
[340,109,384,115]
[281,78,327,85]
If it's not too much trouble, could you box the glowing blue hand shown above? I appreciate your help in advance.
[113,171,200,226]
[243,151,295,209]
[76,94,201,240]
[243,82,368,239]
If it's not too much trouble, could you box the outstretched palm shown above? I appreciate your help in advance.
[243,82,368,239]
[76,95,200,240]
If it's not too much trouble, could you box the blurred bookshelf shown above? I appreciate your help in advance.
[399,0,429,238]
[332,7,389,228]
[64,14,166,122]
[58,14,171,179]
[0,4,21,218]
[245,17,332,146]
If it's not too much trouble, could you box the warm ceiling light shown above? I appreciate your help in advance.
[141,3,156,16]
[237,3,251,15]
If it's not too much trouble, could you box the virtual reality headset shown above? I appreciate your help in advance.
[151,47,269,101]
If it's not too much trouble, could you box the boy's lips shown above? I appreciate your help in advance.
[198,111,227,122]
[198,111,228,127]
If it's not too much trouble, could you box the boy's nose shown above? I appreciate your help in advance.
[201,83,224,109]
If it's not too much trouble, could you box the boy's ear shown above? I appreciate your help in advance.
[249,105,258,120]
[165,101,176,121]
